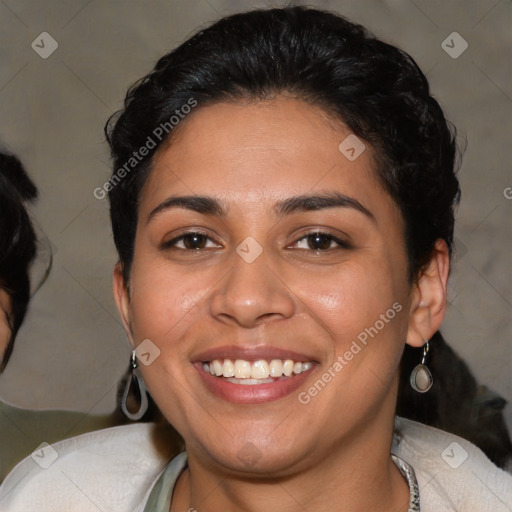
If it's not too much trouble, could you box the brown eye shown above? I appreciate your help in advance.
[307,233,333,251]
[182,233,208,249]
[162,232,219,251]
[293,232,351,252]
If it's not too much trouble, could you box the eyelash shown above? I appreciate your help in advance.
[161,231,351,252]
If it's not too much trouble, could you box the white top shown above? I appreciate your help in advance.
[0,417,511,511]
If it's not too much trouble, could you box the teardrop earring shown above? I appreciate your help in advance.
[121,350,149,420]
[410,340,433,393]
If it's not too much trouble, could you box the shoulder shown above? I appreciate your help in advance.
[394,416,512,512]
[0,401,121,482]
[0,422,180,512]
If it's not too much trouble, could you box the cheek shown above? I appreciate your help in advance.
[308,291,343,310]
[301,264,406,336]
[129,274,203,341]
[128,253,220,352]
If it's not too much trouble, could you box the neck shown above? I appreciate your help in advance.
[171,392,410,512]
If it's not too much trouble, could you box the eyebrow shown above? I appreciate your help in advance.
[147,192,375,223]
[147,195,226,223]
[274,192,375,222]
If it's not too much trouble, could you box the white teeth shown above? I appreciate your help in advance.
[269,359,283,377]
[282,360,294,376]
[222,359,235,377]
[251,360,270,379]
[213,360,223,376]
[204,358,313,379]
[234,359,251,379]
[302,362,313,371]
[226,377,274,385]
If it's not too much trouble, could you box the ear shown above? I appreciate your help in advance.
[406,239,450,347]
[113,262,134,347]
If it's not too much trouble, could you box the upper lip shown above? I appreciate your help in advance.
[192,345,318,363]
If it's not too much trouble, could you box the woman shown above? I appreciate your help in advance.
[0,152,38,373]
[0,152,121,482]
[1,6,511,511]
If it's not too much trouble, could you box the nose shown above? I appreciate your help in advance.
[208,249,295,328]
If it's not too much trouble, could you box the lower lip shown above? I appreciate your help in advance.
[195,363,315,404]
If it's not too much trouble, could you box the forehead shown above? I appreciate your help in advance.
[140,98,391,217]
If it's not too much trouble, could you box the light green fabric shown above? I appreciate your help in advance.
[142,452,420,512]
[143,452,187,511]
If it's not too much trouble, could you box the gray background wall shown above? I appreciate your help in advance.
[0,0,510,430]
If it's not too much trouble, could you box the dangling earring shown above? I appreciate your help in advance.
[410,340,433,393]
[121,350,149,420]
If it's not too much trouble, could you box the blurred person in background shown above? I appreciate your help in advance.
[0,151,125,482]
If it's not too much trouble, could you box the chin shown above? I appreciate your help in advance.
[189,428,315,478]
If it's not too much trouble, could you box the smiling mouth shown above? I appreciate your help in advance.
[201,358,314,385]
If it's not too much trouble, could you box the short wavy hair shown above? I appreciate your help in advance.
[106,6,460,282]
[0,152,38,371]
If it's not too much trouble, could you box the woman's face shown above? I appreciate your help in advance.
[0,288,12,364]
[115,97,443,474]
